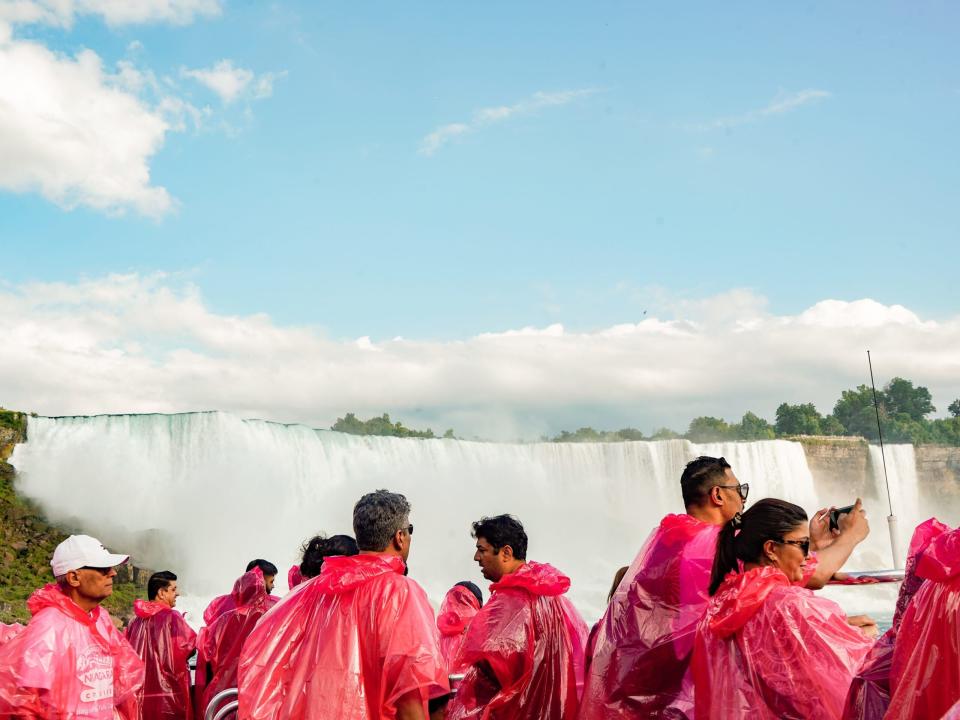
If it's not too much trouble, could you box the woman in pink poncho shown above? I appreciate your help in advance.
[692,498,876,720]
[437,582,484,674]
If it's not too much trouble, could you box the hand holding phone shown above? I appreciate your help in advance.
[829,504,857,532]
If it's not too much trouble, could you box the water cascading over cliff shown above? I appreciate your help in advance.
[10,412,926,622]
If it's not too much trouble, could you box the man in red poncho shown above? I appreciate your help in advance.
[446,514,589,720]
[886,523,960,719]
[125,570,197,720]
[202,559,280,625]
[197,566,271,715]
[237,489,449,720]
[0,534,145,719]
[437,581,484,674]
[579,456,867,720]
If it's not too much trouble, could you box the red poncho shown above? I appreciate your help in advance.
[237,553,449,720]
[0,584,145,719]
[0,623,23,646]
[125,599,198,720]
[438,585,483,674]
[446,561,588,720]
[287,564,305,590]
[887,525,960,720]
[841,517,949,720]
[692,566,874,720]
[203,587,279,625]
[579,513,720,719]
[199,568,270,714]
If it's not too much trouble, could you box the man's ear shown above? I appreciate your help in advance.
[65,570,82,588]
[392,529,404,551]
[501,544,514,562]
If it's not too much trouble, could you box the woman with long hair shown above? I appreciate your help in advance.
[692,498,876,720]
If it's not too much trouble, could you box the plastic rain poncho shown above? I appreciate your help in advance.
[579,513,720,719]
[446,561,589,720]
[0,623,23,646]
[438,585,483,674]
[237,553,449,720]
[887,524,960,720]
[287,564,304,590]
[0,583,145,719]
[692,566,874,720]
[125,599,198,720]
[198,568,270,715]
[841,517,948,720]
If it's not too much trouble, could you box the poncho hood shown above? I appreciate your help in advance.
[490,561,571,597]
[916,524,960,582]
[437,585,482,637]
[231,567,268,608]
[708,566,791,638]
[315,553,406,595]
[133,598,173,618]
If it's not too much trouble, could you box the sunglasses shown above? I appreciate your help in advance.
[714,482,750,502]
[405,524,414,536]
[774,538,810,557]
[78,566,113,576]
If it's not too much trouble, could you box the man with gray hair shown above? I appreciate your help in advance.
[238,489,449,720]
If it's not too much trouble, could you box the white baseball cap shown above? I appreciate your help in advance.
[51,535,129,577]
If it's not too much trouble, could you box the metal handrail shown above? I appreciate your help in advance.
[213,700,239,720]
[205,689,238,720]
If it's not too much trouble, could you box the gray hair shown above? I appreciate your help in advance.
[353,490,411,552]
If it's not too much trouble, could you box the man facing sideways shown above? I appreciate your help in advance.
[446,514,588,720]
[126,571,197,720]
[0,534,145,719]
[238,490,448,720]
[579,455,869,720]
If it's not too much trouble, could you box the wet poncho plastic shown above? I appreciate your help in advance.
[287,564,304,590]
[841,517,948,720]
[446,561,588,720]
[579,514,720,719]
[125,599,198,720]
[438,585,483,674]
[199,568,270,715]
[203,587,278,625]
[887,524,960,720]
[692,565,874,720]
[0,622,23,646]
[237,553,449,720]
[0,583,145,719]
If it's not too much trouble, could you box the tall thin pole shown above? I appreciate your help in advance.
[868,350,903,569]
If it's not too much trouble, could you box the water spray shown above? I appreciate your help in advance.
[868,351,903,569]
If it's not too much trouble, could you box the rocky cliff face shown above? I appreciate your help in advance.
[915,445,960,506]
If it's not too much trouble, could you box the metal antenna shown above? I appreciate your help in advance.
[868,350,902,568]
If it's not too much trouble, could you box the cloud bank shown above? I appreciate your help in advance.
[1,274,958,440]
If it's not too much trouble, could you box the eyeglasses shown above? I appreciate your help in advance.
[78,566,113,575]
[773,538,810,557]
[714,482,749,501]
[406,524,414,536]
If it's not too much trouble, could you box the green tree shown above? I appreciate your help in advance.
[948,399,960,418]
[331,412,436,438]
[686,416,734,442]
[735,411,775,440]
[650,427,681,440]
[774,403,823,436]
[883,377,935,421]
[831,385,880,440]
[615,428,646,441]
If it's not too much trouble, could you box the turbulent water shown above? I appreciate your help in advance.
[10,412,932,623]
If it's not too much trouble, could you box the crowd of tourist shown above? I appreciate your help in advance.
[0,455,958,719]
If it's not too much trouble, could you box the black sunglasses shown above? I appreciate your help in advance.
[714,482,749,502]
[773,538,810,557]
[78,566,113,575]
[405,524,414,536]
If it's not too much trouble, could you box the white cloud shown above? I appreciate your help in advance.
[0,39,176,217]
[419,88,598,156]
[695,88,831,131]
[181,60,284,104]
[2,274,959,439]
[0,0,221,29]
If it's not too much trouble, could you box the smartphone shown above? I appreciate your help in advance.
[829,504,856,532]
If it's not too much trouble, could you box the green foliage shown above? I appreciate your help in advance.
[650,427,681,440]
[331,412,439,439]
[735,411,776,440]
[884,377,935,421]
[686,416,734,443]
[949,399,960,418]
[831,385,881,440]
[0,408,27,437]
[775,402,824,436]
[551,427,645,442]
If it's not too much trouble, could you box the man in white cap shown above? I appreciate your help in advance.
[0,534,145,719]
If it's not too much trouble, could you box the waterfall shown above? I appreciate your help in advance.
[9,412,924,623]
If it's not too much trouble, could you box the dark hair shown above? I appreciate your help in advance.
[709,498,808,595]
[353,490,412,552]
[455,580,484,607]
[681,456,732,508]
[147,570,177,601]
[471,514,528,561]
[607,565,630,603]
[300,534,359,578]
[245,559,279,577]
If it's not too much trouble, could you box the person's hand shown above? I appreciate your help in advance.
[847,614,879,639]
[810,508,838,551]
[838,498,869,544]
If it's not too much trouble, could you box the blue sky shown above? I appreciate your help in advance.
[3,1,957,341]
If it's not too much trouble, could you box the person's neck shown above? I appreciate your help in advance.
[686,505,728,525]
[64,589,99,614]
[361,548,402,558]
[497,560,526,579]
